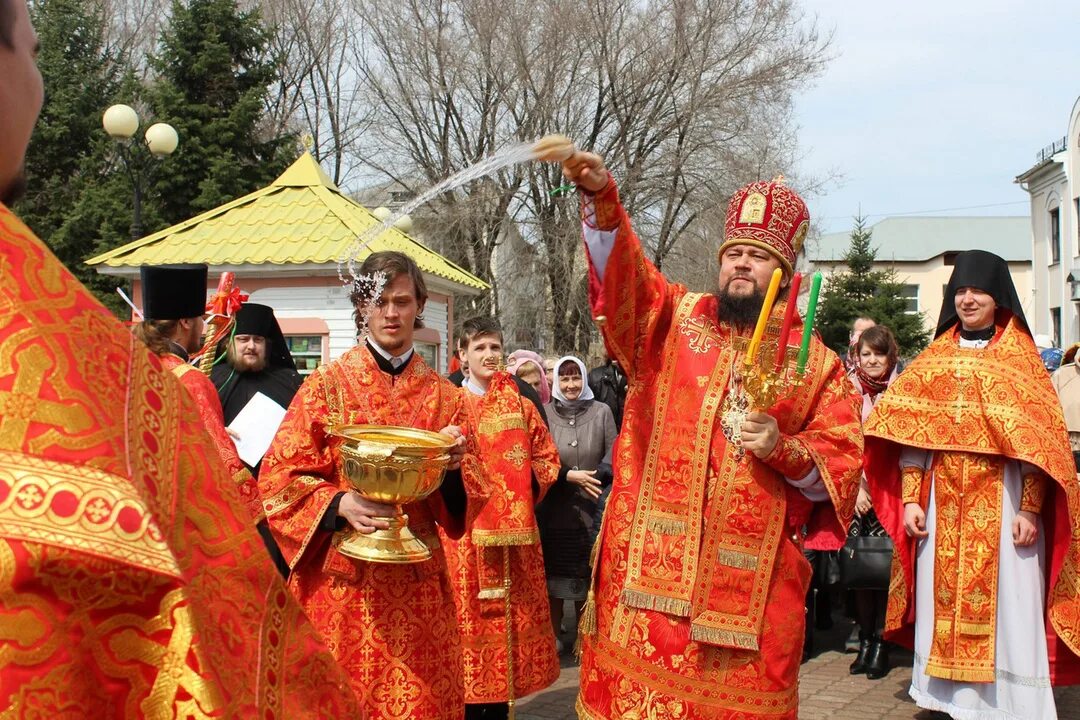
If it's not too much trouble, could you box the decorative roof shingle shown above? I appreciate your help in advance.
[87,153,488,292]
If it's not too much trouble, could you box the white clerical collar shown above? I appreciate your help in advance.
[367,338,414,368]
[958,336,991,350]
[465,377,488,396]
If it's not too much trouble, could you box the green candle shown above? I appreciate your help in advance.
[796,271,823,375]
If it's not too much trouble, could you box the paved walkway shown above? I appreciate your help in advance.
[514,612,1080,719]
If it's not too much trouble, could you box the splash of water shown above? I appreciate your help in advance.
[338,139,541,283]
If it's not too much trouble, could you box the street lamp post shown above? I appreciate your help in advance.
[102,104,179,240]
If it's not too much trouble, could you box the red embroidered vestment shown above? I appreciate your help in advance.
[0,204,360,718]
[574,180,862,720]
[864,316,1080,684]
[441,373,561,704]
[260,345,466,719]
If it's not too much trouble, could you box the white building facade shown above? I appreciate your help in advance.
[810,217,1033,337]
[1016,97,1080,347]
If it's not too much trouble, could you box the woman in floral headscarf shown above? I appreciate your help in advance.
[507,349,550,405]
[536,355,616,652]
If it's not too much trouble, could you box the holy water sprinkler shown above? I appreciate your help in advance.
[532,134,576,162]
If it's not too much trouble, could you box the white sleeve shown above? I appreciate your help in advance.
[785,465,830,502]
[582,195,617,277]
[900,446,930,471]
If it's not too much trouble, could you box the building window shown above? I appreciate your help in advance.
[1051,207,1061,264]
[414,341,438,370]
[286,335,325,375]
[899,284,919,314]
[1052,307,1062,347]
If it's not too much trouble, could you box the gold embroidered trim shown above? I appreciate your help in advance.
[924,661,995,683]
[715,548,759,571]
[1021,472,1048,513]
[902,466,924,505]
[0,451,180,578]
[576,696,602,720]
[689,624,760,650]
[471,527,539,546]
[620,588,691,617]
[477,415,527,436]
[936,619,993,637]
[262,474,325,517]
[169,361,202,381]
[646,516,686,535]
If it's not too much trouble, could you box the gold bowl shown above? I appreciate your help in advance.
[328,424,455,563]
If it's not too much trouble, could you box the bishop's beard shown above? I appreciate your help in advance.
[715,283,766,331]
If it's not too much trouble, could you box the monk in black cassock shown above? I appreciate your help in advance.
[213,303,304,457]
[212,302,303,577]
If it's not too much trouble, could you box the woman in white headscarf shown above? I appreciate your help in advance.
[537,356,617,653]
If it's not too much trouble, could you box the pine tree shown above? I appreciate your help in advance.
[147,0,294,224]
[815,216,931,359]
[13,0,131,312]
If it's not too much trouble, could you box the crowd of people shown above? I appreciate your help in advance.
[5,2,1080,718]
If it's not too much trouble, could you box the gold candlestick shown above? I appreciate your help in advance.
[721,325,804,458]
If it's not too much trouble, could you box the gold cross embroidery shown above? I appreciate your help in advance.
[111,600,222,717]
[679,316,723,355]
[0,345,92,451]
[503,443,529,469]
[954,368,968,423]
[967,502,997,531]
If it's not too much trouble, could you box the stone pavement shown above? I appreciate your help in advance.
[514,611,1080,719]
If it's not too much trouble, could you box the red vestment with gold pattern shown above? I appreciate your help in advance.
[0,204,360,718]
[864,315,1080,683]
[158,353,265,523]
[440,373,561,704]
[259,345,466,719]
[574,179,863,719]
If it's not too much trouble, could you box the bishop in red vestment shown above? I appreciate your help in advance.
[562,153,863,719]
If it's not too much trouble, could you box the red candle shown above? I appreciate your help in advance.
[774,272,802,370]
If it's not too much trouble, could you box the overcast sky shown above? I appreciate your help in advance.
[796,0,1080,235]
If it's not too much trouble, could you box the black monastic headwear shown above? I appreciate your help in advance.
[140,264,208,320]
[232,302,296,371]
[935,250,1028,337]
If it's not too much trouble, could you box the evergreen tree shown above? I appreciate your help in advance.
[13,0,131,313]
[147,0,294,224]
[815,216,931,359]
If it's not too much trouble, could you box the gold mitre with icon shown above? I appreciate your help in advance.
[718,176,810,277]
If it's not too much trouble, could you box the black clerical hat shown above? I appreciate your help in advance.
[233,302,296,371]
[234,303,277,337]
[140,264,208,320]
[935,250,1028,337]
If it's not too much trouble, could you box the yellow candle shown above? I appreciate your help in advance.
[745,267,783,365]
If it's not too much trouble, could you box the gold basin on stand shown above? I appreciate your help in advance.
[327,424,455,564]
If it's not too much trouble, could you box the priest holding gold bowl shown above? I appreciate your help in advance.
[260,250,469,720]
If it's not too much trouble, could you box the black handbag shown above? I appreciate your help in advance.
[838,513,893,590]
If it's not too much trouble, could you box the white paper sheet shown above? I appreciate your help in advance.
[226,392,289,467]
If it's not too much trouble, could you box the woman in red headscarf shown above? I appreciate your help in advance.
[847,324,900,679]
